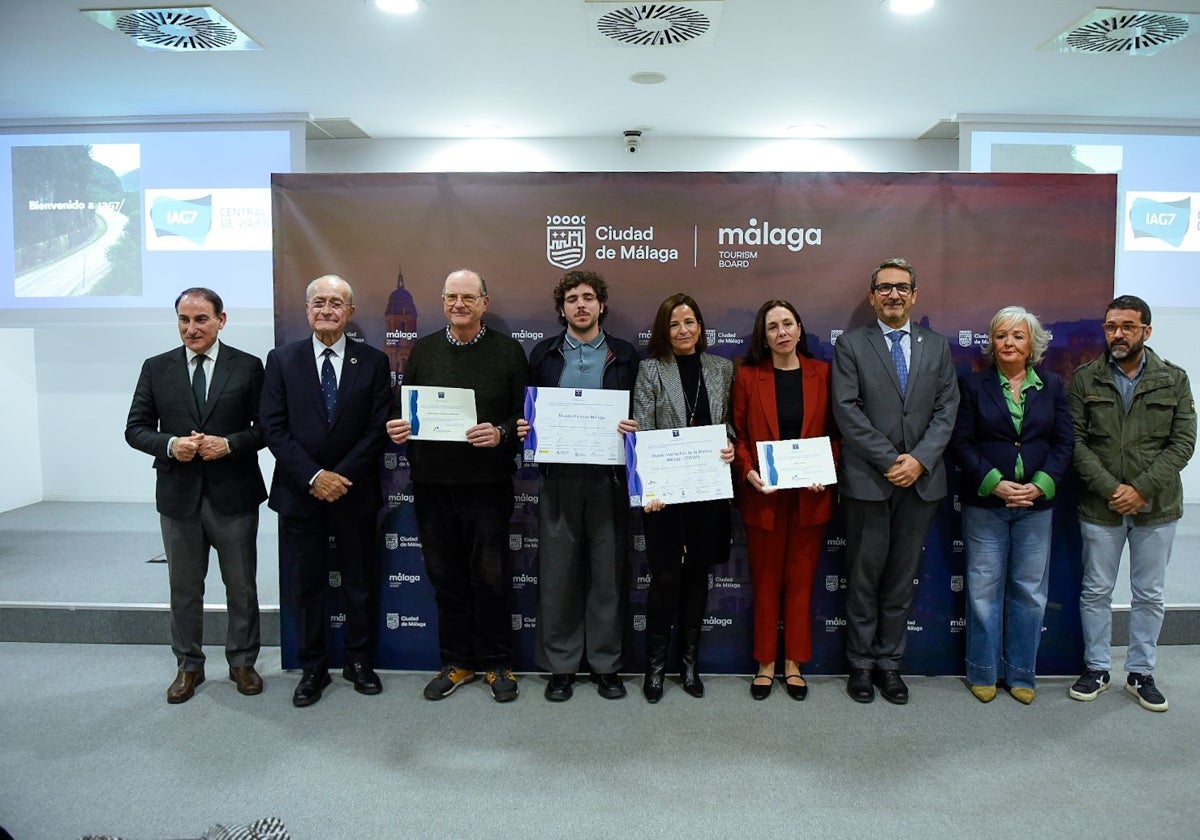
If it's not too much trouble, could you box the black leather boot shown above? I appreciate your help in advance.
[680,628,704,698]
[643,633,669,703]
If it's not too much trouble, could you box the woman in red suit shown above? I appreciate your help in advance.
[733,300,837,701]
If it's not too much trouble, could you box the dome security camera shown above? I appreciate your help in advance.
[624,130,642,154]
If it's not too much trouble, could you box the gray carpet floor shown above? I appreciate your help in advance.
[2,641,1198,840]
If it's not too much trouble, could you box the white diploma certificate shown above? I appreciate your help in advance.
[523,386,629,465]
[400,385,477,442]
[756,436,837,489]
[625,424,732,507]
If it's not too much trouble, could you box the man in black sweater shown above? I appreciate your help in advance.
[386,269,529,702]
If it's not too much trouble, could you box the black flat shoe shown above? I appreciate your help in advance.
[783,674,808,701]
[750,675,773,701]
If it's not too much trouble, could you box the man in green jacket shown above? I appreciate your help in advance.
[1068,294,1196,712]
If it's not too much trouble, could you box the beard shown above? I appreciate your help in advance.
[1108,334,1146,361]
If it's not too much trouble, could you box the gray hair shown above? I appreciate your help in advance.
[983,305,1051,365]
[305,274,354,304]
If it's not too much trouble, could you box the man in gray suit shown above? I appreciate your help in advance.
[126,287,267,704]
[831,258,959,704]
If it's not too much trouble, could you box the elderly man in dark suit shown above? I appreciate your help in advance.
[831,257,959,705]
[261,274,391,707]
[126,287,268,704]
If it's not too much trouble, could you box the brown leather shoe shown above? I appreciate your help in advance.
[229,665,264,696]
[167,670,205,704]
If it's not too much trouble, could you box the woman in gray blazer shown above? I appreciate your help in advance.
[633,292,735,703]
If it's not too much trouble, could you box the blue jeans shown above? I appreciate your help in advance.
[962,505,1052,689]
[1079,517,1176,675]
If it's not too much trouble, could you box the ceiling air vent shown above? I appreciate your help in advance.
[586,1,724,47]
[82,6,261,52]
[1043,8,1194,56]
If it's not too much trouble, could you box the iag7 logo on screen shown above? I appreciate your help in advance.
[150,194,213,244]
[1129,195,1190,248]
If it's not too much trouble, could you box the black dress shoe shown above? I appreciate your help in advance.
[342,662,383,695]
[750,676,773,701]
[783,674,808,701]
[874,669,909,705]
[847,668,875,703]
[545,673,575,702]
[293,670,332,707]
[591,672,627,699]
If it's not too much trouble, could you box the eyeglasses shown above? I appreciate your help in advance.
[871,282,914,296]
[308,298,348,311]
[442,293,482,306]
[1102,322,1148,336]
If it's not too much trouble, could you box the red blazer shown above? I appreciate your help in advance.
[732,356,838,531]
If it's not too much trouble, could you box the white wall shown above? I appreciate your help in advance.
[306,136,956,174]
[0,308,277,503]
[0,328,42,511]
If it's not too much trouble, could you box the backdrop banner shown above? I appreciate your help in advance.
[272,171,1116,676]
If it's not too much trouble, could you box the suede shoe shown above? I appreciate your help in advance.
[292,670,331,708]
[485,667,520,703]
[874,669,909,705]
[846,668,874,703]
[750,675,773,701]
[1009,686,1036,705]
[167,670,204,704]
[592,672,627,699]
[545,673,575,702]
[969,683,997,703]
[228,665,263,696]
[783,674,808,701]
[423,666,476,700]
[342,662,383,695]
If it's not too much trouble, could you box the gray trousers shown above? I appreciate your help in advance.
[535,465,629,674]
[842,490,938,671]
[160,495,260,671]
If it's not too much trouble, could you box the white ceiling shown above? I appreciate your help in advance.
[2,0,1198,141]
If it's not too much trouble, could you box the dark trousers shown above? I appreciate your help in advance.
[160,497,260,672]
[535,465,628,674]
[842,490,938,671]
[642,499,729,635]
[413,480,515,669]
[280,509,378,672]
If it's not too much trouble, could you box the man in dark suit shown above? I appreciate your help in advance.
[831,257,959,704]
[126,287,267,704]
[261,274,391,707]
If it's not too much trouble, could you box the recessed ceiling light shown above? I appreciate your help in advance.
[462,122,503,136]
[884,0,934,14]
[629,72,668,85]
[373,0,421,14]
[785,123,829,137]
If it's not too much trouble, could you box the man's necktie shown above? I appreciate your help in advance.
[887,330,908,394]
[192,354,208,412]
[321,348,338,421]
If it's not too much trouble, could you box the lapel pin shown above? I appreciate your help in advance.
[350,357,359,365]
